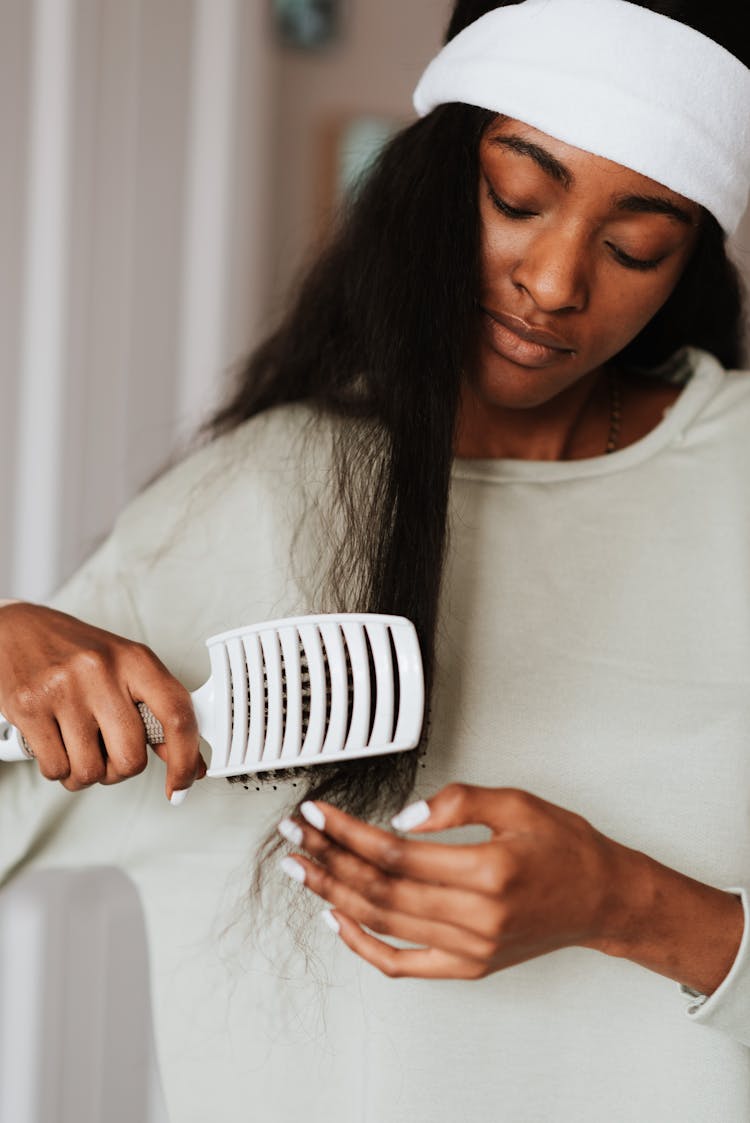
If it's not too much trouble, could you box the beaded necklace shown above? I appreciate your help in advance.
[605,367,622,454]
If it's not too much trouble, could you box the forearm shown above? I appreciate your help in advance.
[590,842,744,997]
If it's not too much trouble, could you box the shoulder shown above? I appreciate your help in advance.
[690,348,750,424]
[110,402,334,564]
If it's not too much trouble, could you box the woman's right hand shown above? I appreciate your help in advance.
[0,601,206,799]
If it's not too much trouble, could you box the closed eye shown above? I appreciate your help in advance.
[488,184,667,271]
[605,243,666,272]
[486,185,537,220]
[487,180,669,272]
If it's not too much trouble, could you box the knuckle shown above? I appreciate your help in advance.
[315,838,337,865]
[482,901,509,941]
[443,782,471,815]
[463,960,488,980]
[118,748,148,777]
[470,932,500,960]
[127,641,158,664]
[72,759,106,786]
[163,705,197,738]
[362,905,389,933]
[70,647,108,675]
[365,873,394,908]
[377,842,405,875]
[476,852,514,897]
[317,868,336,897]
[43,651,109,699]
[13,686,39,717]
[502,787,536,819]
[379,952,401,979]
[40,761,71,782]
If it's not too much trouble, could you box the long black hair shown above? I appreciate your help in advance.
[203,0,747,915]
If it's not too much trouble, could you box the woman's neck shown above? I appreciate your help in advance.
[454,367,607,461]
[453,368,682,462]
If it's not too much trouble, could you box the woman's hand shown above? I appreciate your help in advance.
[277,782,623,979]
[0,601,205,799]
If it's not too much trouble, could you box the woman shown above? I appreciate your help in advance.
[1,0,749,1119]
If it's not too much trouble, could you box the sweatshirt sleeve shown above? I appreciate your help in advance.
[0,524,148,886]
[677,885,750,1046]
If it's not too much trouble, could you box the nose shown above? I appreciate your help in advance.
[511,226,589,314]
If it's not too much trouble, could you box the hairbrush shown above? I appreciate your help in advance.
[0,613,424,775]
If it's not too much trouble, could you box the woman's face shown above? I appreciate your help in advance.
[470,116,702,409]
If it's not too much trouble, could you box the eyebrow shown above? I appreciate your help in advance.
[486,134,695,225]
[488,134,572,188]
[610,192,694,225]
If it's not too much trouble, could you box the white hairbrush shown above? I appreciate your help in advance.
[0,613,424,775]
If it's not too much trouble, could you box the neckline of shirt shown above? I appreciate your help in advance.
[451,347,724,484]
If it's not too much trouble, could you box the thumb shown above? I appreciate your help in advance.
[390,783,511,833]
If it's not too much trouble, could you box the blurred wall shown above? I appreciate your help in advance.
[268,0,450,317]
[0,0,275,601]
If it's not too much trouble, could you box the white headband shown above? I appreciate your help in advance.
[413,0,750,235]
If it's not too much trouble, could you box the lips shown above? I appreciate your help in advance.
[480,307,575,353]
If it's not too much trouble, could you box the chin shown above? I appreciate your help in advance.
[472,348,582,410]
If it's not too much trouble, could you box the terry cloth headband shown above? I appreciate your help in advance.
[412,0,750,235]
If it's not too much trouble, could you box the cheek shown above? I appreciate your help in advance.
[478,214,526,287]
[603,267,684,342]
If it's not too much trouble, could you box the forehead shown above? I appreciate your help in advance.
[480,115,701,218]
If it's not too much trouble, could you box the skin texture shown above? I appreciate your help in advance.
[455,116,702,460]
[283,789,744,996]
[0,117,742,995]
[280,121,744,994]
[0,602,205,799]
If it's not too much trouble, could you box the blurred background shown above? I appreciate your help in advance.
[0,0,447,603]
[1,0,749,605]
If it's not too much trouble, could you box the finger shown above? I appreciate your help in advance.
[91,700,150,785]
[289,850,499,962]
[391,783,546,835]
[325,910,489,980]
[299,799,502,889]
[148,742,208,781]
[126,653,202,798]
[51,710,110,790]
[17,716,71,783]
[290,818,507,940]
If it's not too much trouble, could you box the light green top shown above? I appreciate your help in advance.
[3,347,750,1122]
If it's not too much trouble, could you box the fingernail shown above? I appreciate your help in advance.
[320,908,340,934]
[277,817,304,846]
[279,856,306,883]
[169,789,190,807]
[300,801,325,830]
[391,799,431,831]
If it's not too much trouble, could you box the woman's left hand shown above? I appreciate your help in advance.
[278,782,627,979]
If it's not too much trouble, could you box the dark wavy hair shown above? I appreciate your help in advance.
[202,0,747,918]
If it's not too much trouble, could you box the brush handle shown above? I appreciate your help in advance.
[0,718,34,761]
[0,704,163,762]
[135,702,166,745]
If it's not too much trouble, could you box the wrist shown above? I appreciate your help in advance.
[587,840,745,996]
[584,839,658,957]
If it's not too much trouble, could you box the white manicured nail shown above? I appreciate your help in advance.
[279,856,306,883]
[391,800,431,831]
[300,801,325,830]
[169,789,189,807]
[320,909,340,934]
[277,818,304,846]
